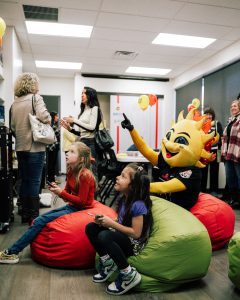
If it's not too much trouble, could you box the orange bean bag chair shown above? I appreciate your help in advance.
[190,193,235,250]
[31,201,117,268]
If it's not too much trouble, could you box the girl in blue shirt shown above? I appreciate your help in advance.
[85,163,153,296]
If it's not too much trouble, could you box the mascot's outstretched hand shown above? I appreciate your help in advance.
[121,113,159,166]
[121,113,134,131]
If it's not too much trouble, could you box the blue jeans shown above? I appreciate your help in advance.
[17,151,45,198]
[8,205,78,254]
[224,160,240,191]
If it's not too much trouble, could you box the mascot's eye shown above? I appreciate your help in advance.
[166,131,171,140]
[174,136,189,145]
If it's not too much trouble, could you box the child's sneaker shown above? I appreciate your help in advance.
[106,267,141,295]
[0,250,19,264]
[93,258,117,283]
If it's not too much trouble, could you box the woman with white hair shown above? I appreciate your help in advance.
[11,72,51,224]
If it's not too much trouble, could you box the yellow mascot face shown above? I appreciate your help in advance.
[161,110,215,168]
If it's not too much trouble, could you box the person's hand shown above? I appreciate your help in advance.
[60,119,71,130]
[121,113,134,131]
[95,215,116,228]
[63,116,74,124]
[49,182,63,196]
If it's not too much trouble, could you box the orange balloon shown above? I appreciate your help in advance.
[148,94,157,106]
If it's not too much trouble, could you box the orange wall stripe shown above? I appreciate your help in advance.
[155,99,159,149]
[116,95,120,152]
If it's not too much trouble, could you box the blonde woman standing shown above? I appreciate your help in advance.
[10,73,51,224]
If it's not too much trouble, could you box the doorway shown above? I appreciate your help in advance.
[42,95,61,177]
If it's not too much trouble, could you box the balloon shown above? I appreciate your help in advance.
[138,95,149,111]
[0,17,6,38]
[192,98,200,109]
[187,104,195,112]
[148,94,157,106]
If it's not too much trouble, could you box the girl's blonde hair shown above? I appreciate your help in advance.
[67,142,93,190]
[14,72,39,97]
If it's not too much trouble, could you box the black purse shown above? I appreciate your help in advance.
[95,127,114,150]
[95,108,114,150]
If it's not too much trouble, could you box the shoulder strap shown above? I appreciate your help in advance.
[32,94,36,115]
[9,105,16,137]
[9,105,12,131]
[9,105,12,129]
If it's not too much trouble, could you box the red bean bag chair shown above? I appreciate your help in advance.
[31,200,117,268]
[190,193,235,250]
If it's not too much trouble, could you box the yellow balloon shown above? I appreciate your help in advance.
[138,95,149,111]
[0,17,6,38]
[192,98,200,109]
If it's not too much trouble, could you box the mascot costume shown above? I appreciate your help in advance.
[121,98,218,210]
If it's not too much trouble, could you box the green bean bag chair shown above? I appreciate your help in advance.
[228,232,240,289]
[97,196,212,292]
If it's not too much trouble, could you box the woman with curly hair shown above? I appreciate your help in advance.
[10,72,51,224]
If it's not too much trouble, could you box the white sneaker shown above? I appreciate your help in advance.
[93,258,117,283]
[106,267,141,295]
[0,250,19,264]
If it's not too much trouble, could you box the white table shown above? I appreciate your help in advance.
[116,153,153,180]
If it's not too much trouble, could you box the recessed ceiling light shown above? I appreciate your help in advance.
[26,21,92,38]
[35,60,82,70]
[126,66,171,76]
[152,33,216,48]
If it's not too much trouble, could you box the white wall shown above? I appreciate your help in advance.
[0,26,22,125]
[110,95,164,152]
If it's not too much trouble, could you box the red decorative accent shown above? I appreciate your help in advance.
[117,126,120,153]
[155,98,159,149]
[116,95,120,153]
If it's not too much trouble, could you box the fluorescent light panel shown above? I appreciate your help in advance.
[126,66,171,76]
[152,33,216,48]
[26,21,92,38]
[35,60,82,70]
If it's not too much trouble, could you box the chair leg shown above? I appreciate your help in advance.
[102,180,115,204]
[100,179,113,203]
[109,192,119,207]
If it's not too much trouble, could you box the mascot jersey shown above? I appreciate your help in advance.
[122,109,215,210]
[157,152,202,209]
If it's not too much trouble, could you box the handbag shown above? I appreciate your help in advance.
[29,95,57,145]
[95,127,114,150]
